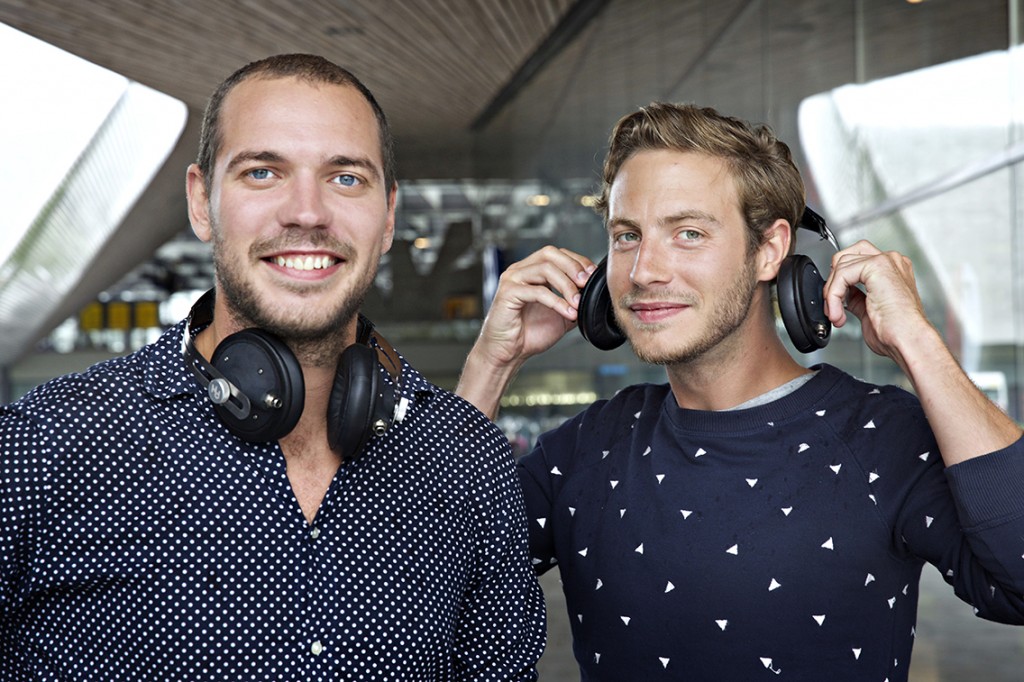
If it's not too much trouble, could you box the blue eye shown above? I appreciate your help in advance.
[247,168,274,180]
[334,174,360,187]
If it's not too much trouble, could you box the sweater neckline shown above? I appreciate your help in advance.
[661,363,844,434]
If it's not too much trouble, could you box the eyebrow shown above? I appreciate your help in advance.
[224,151,382,182]
[607,209,721,232]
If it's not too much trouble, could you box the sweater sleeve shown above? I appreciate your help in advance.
[874,401,1024,624]
[940,436,1024,622]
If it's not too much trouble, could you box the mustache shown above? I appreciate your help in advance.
[249,231,356,258]
[619,288,698,308]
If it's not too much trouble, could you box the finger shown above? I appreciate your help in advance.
[502,249,597,309]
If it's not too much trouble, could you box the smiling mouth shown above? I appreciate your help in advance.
[271,255,339,271]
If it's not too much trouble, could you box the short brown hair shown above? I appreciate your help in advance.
[196,53,396,196]
[595,102,805,252]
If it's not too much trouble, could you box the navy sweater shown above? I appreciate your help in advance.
[519,364,1024,680]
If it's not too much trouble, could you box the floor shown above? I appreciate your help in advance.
[535,564,1024,680]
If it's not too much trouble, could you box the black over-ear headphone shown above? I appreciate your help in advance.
[182,289,406,461]
[578,207,839,353]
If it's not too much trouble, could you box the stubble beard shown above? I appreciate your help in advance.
[211,223,378,367]
[622,257,760,367]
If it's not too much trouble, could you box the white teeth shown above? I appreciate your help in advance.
[274,255,337,271]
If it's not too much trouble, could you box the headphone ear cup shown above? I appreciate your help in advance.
[210,329,305,441]
[327,343,383,461]
[777,254,832,353]
[578,257,627,351]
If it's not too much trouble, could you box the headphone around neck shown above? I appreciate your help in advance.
[182,289,406,461]
[578,207,838,353]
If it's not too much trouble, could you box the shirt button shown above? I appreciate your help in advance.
[311,641,323,656]
[310,527,321,540]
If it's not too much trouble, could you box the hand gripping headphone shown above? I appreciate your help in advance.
[578,207,839,353]
[182,289,407,461]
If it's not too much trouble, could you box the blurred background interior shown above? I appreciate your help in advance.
[3,1,1024,678]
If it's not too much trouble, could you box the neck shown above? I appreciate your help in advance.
[665,319,809,412]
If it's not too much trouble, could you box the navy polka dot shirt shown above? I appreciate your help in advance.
[0,320,546,680]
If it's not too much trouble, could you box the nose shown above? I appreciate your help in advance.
[279,174,330,229]
[629,240,670,288]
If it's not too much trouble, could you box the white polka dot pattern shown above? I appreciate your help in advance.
[0,321,546,680]
[519,364,1024,680]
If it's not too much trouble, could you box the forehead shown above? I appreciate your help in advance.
[216,76,382,166]
[609,149,739,216]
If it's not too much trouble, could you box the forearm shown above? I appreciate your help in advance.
[455,348,525,420]
[896,325,1021,465]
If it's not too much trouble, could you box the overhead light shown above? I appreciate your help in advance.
[413,237,431,249]
[526,194,551,207]
[579,194,600,207]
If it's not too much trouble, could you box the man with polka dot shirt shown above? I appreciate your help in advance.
[0,54,545,680]
[457,102,1024,680]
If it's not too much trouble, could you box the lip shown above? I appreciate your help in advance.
[628,301,690,324]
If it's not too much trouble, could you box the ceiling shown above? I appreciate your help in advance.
[0,0,1012,374]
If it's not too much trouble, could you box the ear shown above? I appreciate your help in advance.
[756,218,793,283]
[381,182,398,254]
[186,163,213,243]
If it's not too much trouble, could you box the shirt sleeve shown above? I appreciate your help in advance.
[451,409,546,681]
[0,404,48,626]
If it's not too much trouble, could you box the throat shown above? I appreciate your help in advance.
[280,432,342,523]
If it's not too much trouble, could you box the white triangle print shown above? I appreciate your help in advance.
[768,578,782,591]
[620,616,631,625]
[595,578,603,590]
[746,478,758,487]
[782,507,793,516]
[643,446,652,456]
[681,510,693,519]
[602,450,609,459]
[821,537,834,550]
[610,480,619,489]
[830,464,842,474]
[816,409,827,416]
[726,544,739,555]
[813,614,826,626]
[760,657,782,674]
[656,474,665,484]
[853,648,862,660]
[919,452,930,461]
[868,471,880,483]
[888,597,896,609]
[619,508,626,518]
[594,652,601,663]
[868,494,877,505]
[537,518,547,528]
[635,543,645,554]
[578,614,583,622]
[869,388,880,394]
[665,581,675,593]
[865,573,875,586]
[550,466,563,475]
[569,506,576,516]
[864,420,876,429]
[578,547,588,557]
[798,443,810,453]
[531,557,542,565]
[634,411,641,419]
[659,657,670,669]
[716,619,728,631]
[695,448,707,458]
[925,515,934,527]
